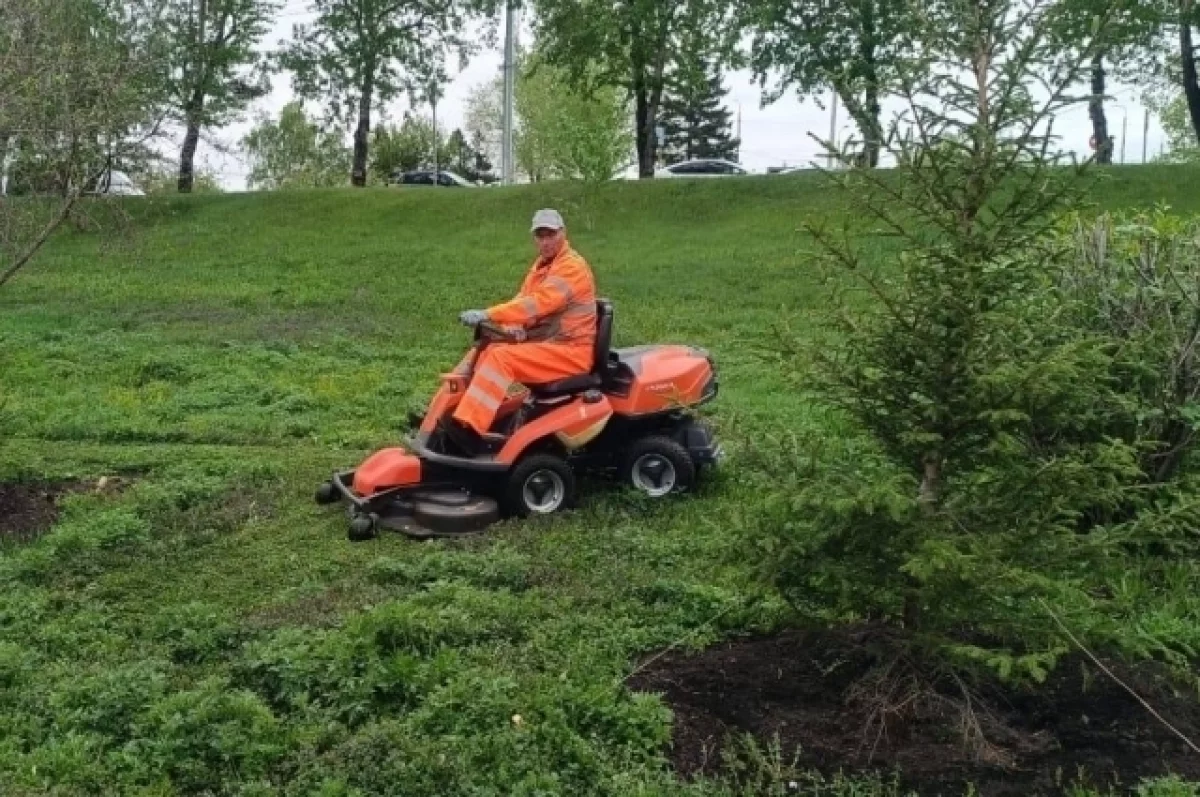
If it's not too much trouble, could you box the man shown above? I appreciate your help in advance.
[439,208,597,455]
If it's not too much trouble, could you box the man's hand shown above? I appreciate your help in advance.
[459,309,488,327]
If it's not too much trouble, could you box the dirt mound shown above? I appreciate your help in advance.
[627,627,1200,796]
[0,477,126,542]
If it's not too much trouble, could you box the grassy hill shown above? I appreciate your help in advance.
[2,167,1199,796]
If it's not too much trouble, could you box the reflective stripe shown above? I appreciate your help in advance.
[522,301,594,343]
[562,303,593,322]
[465,384,502,410]
[543,276,573,302]
[519,297,538,317]
[477,366,511,393]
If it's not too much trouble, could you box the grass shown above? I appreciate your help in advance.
[2,166,1200,796]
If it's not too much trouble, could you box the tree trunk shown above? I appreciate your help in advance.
[178,101,203,193]
[646,83,665,173]
[862,75,881,168]
[634,69,654,178]
[859,1,881,168]
[178,0,208,193]
[1181,6,1200,146]
[1089,53,1112,164]
[352,78,374,187]
[839,95,881,170]
[0,133,9,195]
[904,454,942,630]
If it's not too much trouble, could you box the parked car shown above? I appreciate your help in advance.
[654,159,748,178]
[391,169,476,187]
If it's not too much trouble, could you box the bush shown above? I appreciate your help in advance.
[1058,209,1200,491]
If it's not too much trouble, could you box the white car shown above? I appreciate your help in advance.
[654,158,748,178]
[391,169,477,187]
[89,169,145,196]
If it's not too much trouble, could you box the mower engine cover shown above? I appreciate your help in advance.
[352,447,422,496]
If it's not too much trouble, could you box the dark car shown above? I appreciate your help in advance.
[655,158,748,178]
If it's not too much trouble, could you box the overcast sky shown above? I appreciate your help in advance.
[188,3,1169,191]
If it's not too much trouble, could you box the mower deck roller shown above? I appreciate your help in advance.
[316,298,722,541]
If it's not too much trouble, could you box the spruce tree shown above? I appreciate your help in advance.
[659,56,740,165]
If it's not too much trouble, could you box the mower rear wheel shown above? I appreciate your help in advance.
[623,436,696,497]
[505,454,576,517]
[348,513,379,542]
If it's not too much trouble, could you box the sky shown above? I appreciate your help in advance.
[188,3,1170,191]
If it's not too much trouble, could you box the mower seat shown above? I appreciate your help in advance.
[527,299,613,399]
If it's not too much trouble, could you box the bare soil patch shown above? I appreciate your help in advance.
[627,626,1200,796]
[0,477,128,542]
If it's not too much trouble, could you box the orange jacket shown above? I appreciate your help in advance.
[487,242,596,347]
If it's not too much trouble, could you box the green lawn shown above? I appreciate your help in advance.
[1,166,1199,796]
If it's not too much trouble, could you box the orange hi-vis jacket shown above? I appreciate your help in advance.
[451,243,597,436]
[486,242,596,348]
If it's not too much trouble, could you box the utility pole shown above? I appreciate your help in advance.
[431,88,438,178]
[1143,108,1150,164]
[501,0,516,184]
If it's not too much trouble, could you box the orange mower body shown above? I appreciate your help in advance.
[316,299,721,540]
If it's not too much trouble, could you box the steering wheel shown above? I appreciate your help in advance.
[473,320,526,344]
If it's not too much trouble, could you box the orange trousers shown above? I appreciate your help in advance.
[451,342,593,434]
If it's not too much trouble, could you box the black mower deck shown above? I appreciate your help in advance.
[324,472,500,540]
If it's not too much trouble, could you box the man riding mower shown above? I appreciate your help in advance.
[315,209,722,540]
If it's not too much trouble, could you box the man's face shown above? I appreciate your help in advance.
[533,227,565,260]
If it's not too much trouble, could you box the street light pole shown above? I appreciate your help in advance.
[501,0,516,184]
[431,89,438,178]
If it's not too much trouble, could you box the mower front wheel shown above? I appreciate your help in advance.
[315,481,340,505]
[348,512,379,542]
[623,436,696,497]
[505,454,576,517]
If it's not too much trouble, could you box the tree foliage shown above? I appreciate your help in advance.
[443,128,494,183]
[530,0,737,178]
[463,54,634,183]
[278,0,487,187]
[1151,91,1200,159]
[1048,0,1161,164]
[1150,0,1200,147]
[241,101,350,190]
[463,73,504,172]
[162,0,278,193]
[743,0,920,167]
[0,0,168,287]
[369,112,445,181]
[659,43,740,165]
[515,57,634,183]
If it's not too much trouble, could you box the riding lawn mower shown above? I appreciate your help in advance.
[315,298,722,540]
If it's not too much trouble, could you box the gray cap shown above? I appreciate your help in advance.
[530,208,565,231]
